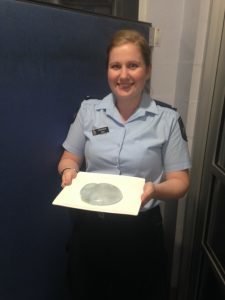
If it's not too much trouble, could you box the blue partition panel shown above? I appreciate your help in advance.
[0,1,151,299]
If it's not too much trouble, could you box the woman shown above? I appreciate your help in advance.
[58,29,191,300]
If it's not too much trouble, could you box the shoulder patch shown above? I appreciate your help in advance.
[155,99,177,111]
[178,116,188,141]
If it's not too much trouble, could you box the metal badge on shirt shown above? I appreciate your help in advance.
[92,127,109,136]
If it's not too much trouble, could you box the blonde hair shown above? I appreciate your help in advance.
[106,29,151,67]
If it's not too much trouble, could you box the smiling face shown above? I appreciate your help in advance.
[107,43,150,103]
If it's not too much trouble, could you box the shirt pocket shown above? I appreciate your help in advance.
[85,127,125,157]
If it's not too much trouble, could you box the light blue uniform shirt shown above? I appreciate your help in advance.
[63,92,191,210]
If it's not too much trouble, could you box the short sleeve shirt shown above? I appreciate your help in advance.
[63,93,191,210]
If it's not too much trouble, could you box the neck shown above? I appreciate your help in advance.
[116,97,141,121]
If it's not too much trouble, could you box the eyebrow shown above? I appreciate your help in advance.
[109,60,141,65]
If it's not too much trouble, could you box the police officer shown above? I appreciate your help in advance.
[58,29,191,300]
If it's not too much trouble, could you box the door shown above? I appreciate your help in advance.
[196,10,225,299]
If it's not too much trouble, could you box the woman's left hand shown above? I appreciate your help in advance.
[141,181,156,207]
[140,170,190,207]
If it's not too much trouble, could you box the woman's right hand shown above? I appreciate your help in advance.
[61,168,78,188]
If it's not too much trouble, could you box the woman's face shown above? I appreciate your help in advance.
[107,43,150,102]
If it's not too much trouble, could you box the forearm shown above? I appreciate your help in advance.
[58,151,83,187]
[58,158,80,175]
[58,150,82,174]
[153,177,189,200]
[141,170,190,206]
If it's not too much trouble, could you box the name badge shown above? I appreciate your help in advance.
[92,127,109,136]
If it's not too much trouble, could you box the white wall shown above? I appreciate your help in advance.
[185,0,211,151]
[139,0,210,145]
[139,0,186,107]
[139,0,211,292]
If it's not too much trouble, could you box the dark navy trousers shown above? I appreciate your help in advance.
[66,206,168,300]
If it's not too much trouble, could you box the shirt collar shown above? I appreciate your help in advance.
[95,92,159,118]
[137,92,159,116]
[96,93,115,112]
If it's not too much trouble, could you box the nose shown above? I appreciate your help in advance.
[119,66,129,79]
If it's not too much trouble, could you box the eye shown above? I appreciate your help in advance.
[128,63,139,70]
[109,63,121,70]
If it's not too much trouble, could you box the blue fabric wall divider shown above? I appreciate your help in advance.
[0,1,151,299]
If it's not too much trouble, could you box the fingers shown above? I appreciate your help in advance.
[141,182,155,207]
[61,169,77,188]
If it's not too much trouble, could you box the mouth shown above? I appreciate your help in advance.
[117,82,134,90]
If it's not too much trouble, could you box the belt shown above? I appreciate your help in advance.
[97,212,105,219]
[96,205,160,219]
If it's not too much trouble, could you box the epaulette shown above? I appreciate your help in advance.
[71,96,96,120]
[154,99,177,111]
[155,99,188,141]
[84,95,98,100]
[85,95,93,100]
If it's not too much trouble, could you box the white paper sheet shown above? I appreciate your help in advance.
[52,172,145,215]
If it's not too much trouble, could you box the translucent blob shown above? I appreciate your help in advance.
[80,183,123,206]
